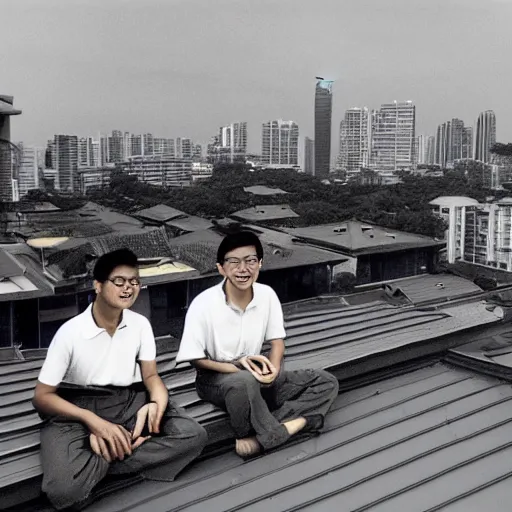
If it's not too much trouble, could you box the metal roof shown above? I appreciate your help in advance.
[165,215,214,232]
[83,362,512,512]
[167,228,347,274]
[135,205,186,223]
[230,204,299,222]
[243,185,289,196]
[283,220,444,255]
[1,293,507,509]
[384,274,483,304]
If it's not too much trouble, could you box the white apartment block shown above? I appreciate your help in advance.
[338,107,371,173]
[371,101,416,171]
[16,143,40,198]
[261,119,299,167]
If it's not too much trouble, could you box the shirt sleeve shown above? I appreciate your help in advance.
[176,298,208,363]
[38,327,72,386]
[138,317,157,361]
[265,288,286,341]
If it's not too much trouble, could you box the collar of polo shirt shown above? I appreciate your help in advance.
[220,279,261,311]
[82,303,128,339]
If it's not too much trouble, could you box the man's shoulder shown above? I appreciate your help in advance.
[123,308,151,327]
[191,282,223,306]
[254,282,279,300]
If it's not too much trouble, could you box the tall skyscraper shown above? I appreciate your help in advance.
[108,130,124,163]
[304,137,315,175]
[435,119,474,167]
[78,137,95,168]
[219,122,247,163]
[16,143,39,197]
[474,110,496,163]
[314,78,333,179]
[371,101,416,171]
[54,134,78,192]
[261,119,299,167]
[462,127,473,160]
[338,107,371,172]
[0,95,22,202]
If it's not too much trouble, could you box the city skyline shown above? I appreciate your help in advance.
[1,0,511,152]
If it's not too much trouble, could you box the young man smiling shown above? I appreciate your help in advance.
[176,231,339,457]
[33,249,207,510]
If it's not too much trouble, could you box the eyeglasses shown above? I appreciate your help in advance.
[223,256,260,268]
[108,276,141,287]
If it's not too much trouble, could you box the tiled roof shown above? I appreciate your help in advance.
[283,220,444,255]
[0,293,506,509]
[44,228,175,280]
[135,204,186,223]
[230,204,299,222]
[385,274,483,304]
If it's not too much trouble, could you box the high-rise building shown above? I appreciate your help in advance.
[154,137,175,157]
[131,134,142,157]
[261,119,299,167]
[462,127,473,160]
[16,143,40,197]
[371,101,416,171]
[192,143,202,162]
[474,110,496,163]
[0,95,22,202]
[78,137,95,168]
[434,118,473,168]
[304,137,314,175]
[218,122,247,163]
[417,135,430,165]
[141,133,154,157]
[314,78,333,179]
[176,138,193,159]
[54,134,79,192]
[108,130,124,163]
[338,108,371,172]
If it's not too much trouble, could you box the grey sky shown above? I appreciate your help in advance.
[1,0,511,152]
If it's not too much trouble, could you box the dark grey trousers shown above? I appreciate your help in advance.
[196,366,339,451]
[39,384,207,511]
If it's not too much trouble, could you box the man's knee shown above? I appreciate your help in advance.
[318,370,339,395]
[43,477,89,511]
[189,421,208,453]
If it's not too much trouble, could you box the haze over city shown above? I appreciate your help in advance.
[2,0,512,150]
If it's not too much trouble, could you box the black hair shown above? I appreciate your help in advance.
[93,248,138,282]
[216,231,264,264]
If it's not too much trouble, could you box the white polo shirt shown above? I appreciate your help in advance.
[176,281,286,363]
[38,304,157,387]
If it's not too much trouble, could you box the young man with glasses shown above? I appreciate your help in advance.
[33,248,207,510]
[176,231,339,458]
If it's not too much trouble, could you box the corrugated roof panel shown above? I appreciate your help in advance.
[82,363,512,512]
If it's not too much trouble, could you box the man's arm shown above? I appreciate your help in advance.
[192,359,240,373]
[33,382,96,424]
[33,382,132,459]
[268,338,285,374]
[140,360,169,413]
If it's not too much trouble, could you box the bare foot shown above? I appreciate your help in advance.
[283,417,307,436]
[235,437,261,457]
